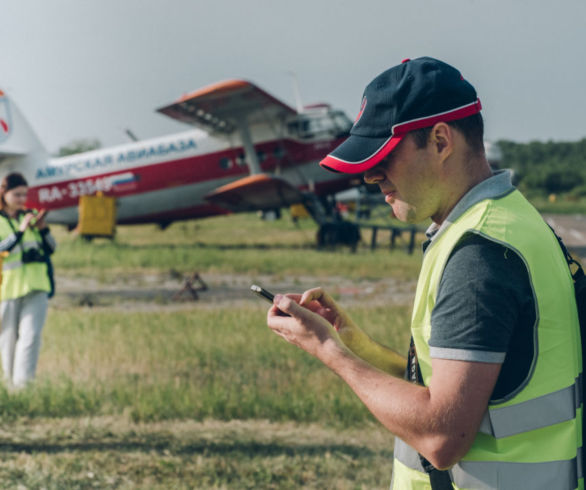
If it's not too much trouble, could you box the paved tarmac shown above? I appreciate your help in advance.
[543,214,586,260]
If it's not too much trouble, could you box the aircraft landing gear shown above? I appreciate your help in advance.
[316,221,361,252]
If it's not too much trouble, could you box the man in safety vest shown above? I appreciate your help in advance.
[266,57,582,489]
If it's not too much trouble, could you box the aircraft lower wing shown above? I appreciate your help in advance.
[204,174,304,212]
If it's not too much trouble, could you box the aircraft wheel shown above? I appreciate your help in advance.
[316,222,360,252]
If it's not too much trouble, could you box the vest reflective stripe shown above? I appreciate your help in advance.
[394,437,428,472]
[478,375,582,438]
[393,190,582,489]
[394,437,581,490]
[22,240,41,250]
[453,457,579,490]
[2,260,23,271]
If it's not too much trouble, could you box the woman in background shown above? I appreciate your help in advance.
[0,172,56,387]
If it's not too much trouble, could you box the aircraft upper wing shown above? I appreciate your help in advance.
[157,80,297,136]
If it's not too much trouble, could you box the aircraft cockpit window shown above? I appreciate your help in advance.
[287,118,327,139]
[332,112,353,135]
[287,111,353,140]
[273,146,285,159]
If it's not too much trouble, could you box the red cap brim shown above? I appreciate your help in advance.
[320,135,404,174]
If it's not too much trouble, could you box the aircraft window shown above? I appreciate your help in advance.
[237,153,247,166]
[287,120,306,136]
[257,150,266,163]
[219,157,232,170]
[310,119,325,132]
[333,112,353,133]
[273,146,285,159]
[287,113,351,139]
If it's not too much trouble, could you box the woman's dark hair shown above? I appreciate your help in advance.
[409,113,485,155]
[0,172,28,210]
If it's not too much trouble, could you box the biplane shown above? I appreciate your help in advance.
[0,81,361,244]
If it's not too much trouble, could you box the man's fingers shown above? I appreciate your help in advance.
[274,294,303,316]
[300,288,337,309]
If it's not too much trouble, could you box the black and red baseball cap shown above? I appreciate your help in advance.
[320,57,482,174]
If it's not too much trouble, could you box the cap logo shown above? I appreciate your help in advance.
[354,96,367,126]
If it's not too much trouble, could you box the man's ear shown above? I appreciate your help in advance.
[429,122,453,161]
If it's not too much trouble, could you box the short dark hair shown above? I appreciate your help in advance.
[409,113,485,155]
[0,172,28,210]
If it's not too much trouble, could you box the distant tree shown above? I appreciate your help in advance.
[497,138,586,196]
[57,138,101,156]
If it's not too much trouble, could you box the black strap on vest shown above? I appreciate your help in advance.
[549,226,586,474]
[407,337,455,490]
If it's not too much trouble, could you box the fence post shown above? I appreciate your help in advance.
[408,227,416,254]
[370,226,378,250]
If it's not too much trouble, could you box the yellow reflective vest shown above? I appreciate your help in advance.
[0,213,51,301]
[391,189,583,490]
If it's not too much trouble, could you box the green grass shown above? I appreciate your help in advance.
[0,418,395,489]
[0,212,422,488]
[6,304,412,425]
[50,212,424,280]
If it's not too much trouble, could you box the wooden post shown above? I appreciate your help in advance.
[408,227,416,254]
[370,226,378,250]
[391,228,401,250]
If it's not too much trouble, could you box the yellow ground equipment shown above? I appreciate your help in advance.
[77,192,116,239]
[290,203,310,219]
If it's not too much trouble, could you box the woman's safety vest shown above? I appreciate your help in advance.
[392,190,583,490]
[0,214,51,301]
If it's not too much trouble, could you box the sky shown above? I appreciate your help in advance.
[1,0,585,154]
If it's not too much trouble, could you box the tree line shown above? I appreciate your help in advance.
[498,138,586,197]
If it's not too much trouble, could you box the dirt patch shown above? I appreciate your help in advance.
[52,272,417,311]
[0,416,394,452]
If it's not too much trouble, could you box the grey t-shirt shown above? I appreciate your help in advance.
[428,233,536,402]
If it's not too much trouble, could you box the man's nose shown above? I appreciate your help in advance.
[363,170,384,184]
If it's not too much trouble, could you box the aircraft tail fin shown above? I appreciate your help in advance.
[0,89,49,179]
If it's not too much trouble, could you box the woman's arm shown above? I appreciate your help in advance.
[39,228,57,255]
[0,231,23,253]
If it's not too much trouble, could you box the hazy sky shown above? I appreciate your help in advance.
[2,0,585,154]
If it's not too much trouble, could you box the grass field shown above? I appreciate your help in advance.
[50,212,423,281]
[0,212,422,489]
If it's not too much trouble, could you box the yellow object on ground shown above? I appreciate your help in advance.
[290,203,310,219]
[77,193,116,238]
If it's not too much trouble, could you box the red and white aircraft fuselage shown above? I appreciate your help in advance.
[0,80,356,228]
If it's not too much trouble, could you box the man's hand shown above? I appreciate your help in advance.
[298,288,407,376]
[265,289,501,469]
[297,287,357,332]
[267,293,344,360]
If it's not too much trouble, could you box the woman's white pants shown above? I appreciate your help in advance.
[0,291,48,387]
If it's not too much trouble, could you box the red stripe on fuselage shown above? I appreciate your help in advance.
[27,137,350,212]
